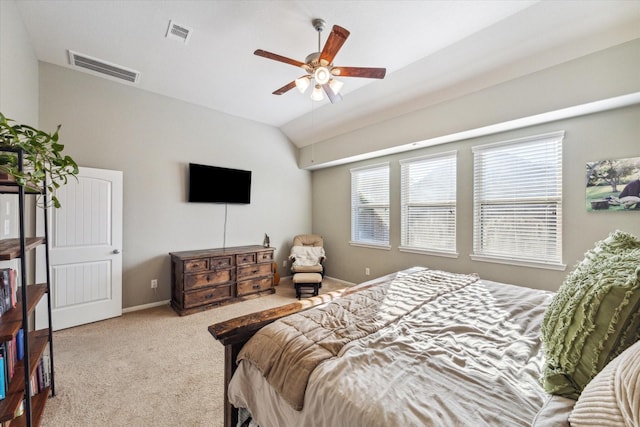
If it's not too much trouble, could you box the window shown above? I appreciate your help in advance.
[400,151,457,256]
[472,131,564,268]
[350,163,390,248]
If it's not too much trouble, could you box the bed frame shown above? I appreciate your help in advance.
[207,269,419,427]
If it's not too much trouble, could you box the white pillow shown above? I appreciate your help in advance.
[289,246,325,267]
[568,339,640,426]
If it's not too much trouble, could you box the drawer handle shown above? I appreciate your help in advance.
[205,293,214,299]
[253,285,260,289]
[252,269,258,274]
[206,275,211,281]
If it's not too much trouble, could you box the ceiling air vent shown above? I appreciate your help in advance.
[68,50,140,83]
[166,20,192,44]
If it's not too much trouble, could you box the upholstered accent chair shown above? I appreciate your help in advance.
[289,234,325,299]
[289,234,325,276]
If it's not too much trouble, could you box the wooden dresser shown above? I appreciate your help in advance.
[170,245,275,316]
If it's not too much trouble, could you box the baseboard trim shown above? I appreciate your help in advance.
[122,299,170,314]
[325,276,355,286]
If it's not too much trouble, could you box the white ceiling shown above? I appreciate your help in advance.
[15,1,640,148]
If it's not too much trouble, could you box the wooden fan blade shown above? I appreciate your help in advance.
[322,84,342,104]
[273,81,297,95]
[331,66,386,79]
[320,25,350,65]
[254,49,306,68]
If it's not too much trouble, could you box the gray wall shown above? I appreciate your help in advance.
[0,0,39,281]
[0,0,38,123]
[38,63,311,309]
[312,103,640,292]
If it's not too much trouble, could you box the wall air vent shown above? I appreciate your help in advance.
[166,20,192,44]
[68,50,140,83]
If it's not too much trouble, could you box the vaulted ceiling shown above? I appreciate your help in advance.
[15,1,640,147]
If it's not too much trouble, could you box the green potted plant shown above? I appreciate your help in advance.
[0,112,78,208]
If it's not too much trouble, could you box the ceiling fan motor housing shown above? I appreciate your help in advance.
[312,18,326,33]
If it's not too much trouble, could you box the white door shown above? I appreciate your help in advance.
[36,167,123,330]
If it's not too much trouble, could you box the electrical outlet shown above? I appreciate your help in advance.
[365,267,370,276]
[282,260,287,267]
[151,279,158,289]
[3,219,9,236]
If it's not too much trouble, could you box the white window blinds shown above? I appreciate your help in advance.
[400,151,457,255]
[351,163,390,247]
[472,132,563,267]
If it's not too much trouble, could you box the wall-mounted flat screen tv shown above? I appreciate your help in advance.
[188,163,252,204]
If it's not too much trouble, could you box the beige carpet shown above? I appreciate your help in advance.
[40,276,350,427]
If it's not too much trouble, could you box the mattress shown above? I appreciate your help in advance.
[229,269,556,427]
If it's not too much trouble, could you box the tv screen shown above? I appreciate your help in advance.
[188,163,252,204]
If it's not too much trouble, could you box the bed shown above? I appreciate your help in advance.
[209,231,640,427]
[210,268,561,426]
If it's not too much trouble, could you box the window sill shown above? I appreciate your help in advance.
[399,246,458,259]
[349,241,391,251]
[470,254,566,271]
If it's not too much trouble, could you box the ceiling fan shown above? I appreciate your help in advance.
[254,18,386,103]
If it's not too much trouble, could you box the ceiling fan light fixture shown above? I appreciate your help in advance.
[311,84,324,101]
[295,76,311,93]
[314,66,331,85]
[329,78,343,95]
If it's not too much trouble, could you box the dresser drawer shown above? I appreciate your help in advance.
[236,253,257,265]
[185,269,232,290]
[237,262,272,280]
[237,277,272,296]
[258,251,274,263]
[184,258,209,273]
[210,255,234,270]
[184,284,233,308]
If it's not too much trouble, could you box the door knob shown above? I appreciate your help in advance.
[113,249,121,254]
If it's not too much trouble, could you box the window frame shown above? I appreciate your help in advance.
[399,151,458,258]
[471,131,566,270]
[350,162,391,250]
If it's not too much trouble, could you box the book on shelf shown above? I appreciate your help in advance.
[0,337,20,402]
[0,268,17,315]
[0,269,10,315]
[0,354,5,400]
[41,346,51,388]
[8,336,15,380]
[9,269,16,309]
[16,329,23,362]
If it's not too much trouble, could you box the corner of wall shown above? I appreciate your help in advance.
[0,0,39,124]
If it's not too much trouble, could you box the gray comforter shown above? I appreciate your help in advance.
[231,268,555,427]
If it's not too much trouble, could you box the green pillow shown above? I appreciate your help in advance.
[541,230,640,399]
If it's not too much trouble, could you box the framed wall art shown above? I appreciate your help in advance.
[586,156,640,212]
